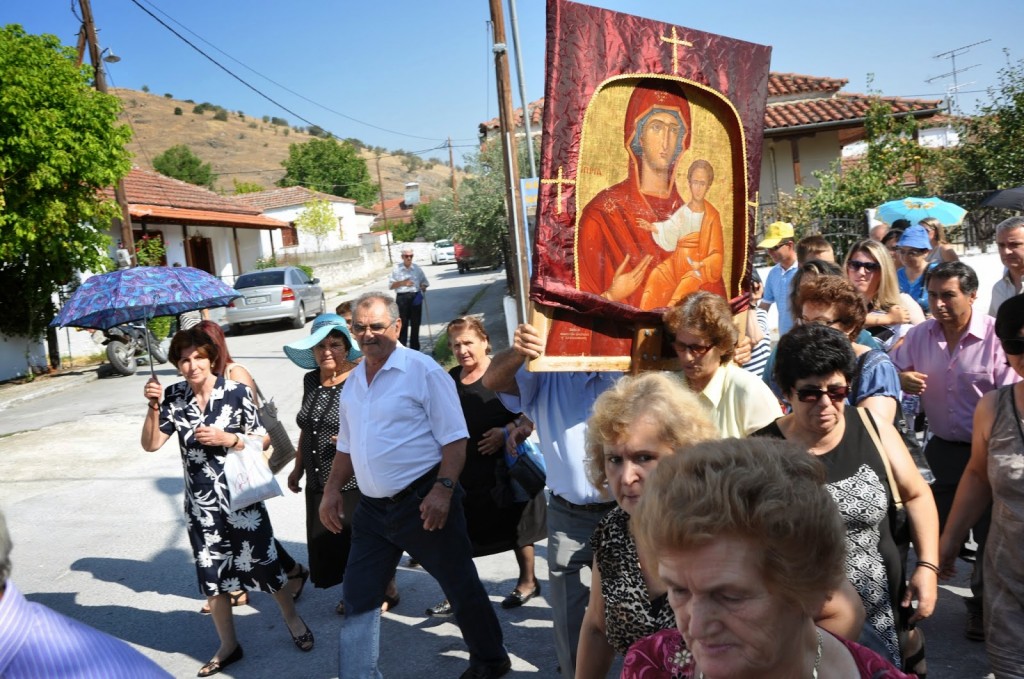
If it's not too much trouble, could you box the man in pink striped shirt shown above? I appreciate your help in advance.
[0,510,169,678]
[891,261,1020,642]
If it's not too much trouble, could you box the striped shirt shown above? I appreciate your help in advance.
[744,307,771,379]
[0,581,170,678]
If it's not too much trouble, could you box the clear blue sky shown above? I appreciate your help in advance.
[5,0,1020,167]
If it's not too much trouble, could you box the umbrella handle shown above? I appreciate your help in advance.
[143,321,156,378]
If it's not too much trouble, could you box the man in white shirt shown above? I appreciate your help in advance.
[989,216,1024,317]
[319,293,510,679]
[388,247,430,350]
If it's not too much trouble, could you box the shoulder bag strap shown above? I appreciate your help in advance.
[226,362,265,406]
[856,407,903,509]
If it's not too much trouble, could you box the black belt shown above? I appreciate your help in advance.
[396,291,416,297]
[550,494,616,513]
[388,464,440,503]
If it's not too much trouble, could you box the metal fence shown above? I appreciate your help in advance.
[755,189,1016,257]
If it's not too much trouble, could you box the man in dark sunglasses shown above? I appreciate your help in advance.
[890,261,1020,642]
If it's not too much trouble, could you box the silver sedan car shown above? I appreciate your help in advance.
[225,266,325,334]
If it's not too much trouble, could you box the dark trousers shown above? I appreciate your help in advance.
[926,435,991,613]
[396,292,422,350]
[342,473,507,669]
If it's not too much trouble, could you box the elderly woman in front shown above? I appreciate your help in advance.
[575,373,719,678]
[753,323,938,669]
[142,326,313,677]
[625,437,917,678]
[664,291,780,437]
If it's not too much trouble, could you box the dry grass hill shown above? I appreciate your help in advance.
[111,87,467,202]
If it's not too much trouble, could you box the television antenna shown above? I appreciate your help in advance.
[926,39,990,113]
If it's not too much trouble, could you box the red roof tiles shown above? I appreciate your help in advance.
[768,72,847,97]
[232,185,356,211]
[765,93,941,132]
[104,168,288,230]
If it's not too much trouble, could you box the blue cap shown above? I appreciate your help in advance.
[283,314,361,369]
[897,224,931,250]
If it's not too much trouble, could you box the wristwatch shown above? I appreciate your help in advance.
[434,477,455,490]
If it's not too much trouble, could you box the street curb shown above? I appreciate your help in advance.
[0,366,101,411]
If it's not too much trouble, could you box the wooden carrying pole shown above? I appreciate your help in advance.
[488,0,530,323]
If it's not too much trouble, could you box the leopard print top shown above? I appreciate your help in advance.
[592,506,675,654]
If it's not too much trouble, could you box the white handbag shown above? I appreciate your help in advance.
[223,434,283,512]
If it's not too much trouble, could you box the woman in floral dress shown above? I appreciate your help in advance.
[142,326,313,677]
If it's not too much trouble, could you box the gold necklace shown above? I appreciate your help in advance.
[697,629,821,679]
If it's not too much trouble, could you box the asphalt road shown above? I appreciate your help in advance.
[0,259,996,678]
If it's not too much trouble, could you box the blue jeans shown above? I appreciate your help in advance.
[547,494,614,679]
[339,476,508,676]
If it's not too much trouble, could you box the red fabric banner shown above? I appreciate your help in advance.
[531,0,771,360]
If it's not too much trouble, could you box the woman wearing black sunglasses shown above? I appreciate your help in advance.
[844,239,925,353]
[939,294,1024,677]
[753,323,939,671]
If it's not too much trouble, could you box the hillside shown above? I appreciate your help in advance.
[110,88,466,202]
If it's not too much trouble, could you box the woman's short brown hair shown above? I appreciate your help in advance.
[633,437,847,614]
[796,274,868,341]
[584,372,717,495]
[168,327,220,368]
[446,316,490,351]
[662,291,737,364]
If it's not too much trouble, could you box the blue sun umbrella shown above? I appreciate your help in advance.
[876,196,967,228]
[50,266,241,374]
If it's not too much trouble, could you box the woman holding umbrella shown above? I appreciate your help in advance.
[142,325,314,676]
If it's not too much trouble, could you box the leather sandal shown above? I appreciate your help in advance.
[290,617,315,652]
[501,582,541,609]
[382,591,400,613]
[199,590,247,615]
[425,599,453,617]
[288,564,309,602]
[197,644,243,677]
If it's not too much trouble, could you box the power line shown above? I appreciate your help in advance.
[128,0,448,144]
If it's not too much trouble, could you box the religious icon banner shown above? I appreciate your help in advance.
[529,0,771,368]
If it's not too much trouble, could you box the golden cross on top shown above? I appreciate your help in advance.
[540,166,576,214]
[660,26,692,75]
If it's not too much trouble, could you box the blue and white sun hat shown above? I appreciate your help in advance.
[283,314,361,369]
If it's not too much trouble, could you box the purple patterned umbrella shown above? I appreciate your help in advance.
[50,266,241,330]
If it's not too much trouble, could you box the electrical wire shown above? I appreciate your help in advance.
[130,0,450,143]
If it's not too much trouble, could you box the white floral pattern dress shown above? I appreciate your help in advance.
[158,375,288,597]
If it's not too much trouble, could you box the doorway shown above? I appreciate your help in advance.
[186,235,214,274]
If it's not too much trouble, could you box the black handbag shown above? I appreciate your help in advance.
[255,383,296,475]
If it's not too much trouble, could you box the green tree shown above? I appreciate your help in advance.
[278,137,377,206]
[153,144,216,188]
[232,179,264,194]
[294,199,337,251]
[0,24,132,345]
[952,58,1024,191]
[424,137,535,265]
[797,96,937,218]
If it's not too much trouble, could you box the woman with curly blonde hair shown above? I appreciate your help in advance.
[575,373,718,679]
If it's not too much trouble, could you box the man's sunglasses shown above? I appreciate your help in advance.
[846,260,881,273]
[794,384,851,403]
[1001,338,1024,356]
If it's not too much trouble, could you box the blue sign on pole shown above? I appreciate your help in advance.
[519,177,538,273]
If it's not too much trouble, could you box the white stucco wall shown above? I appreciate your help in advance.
[260,201,368,256]
[759,131,842,206]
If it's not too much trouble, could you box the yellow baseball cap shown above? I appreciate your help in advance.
[757,221,795,249]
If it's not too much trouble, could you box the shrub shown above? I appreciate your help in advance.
[262,115,270,123]
[164,92,172,98]
[296,264,314,280]
[141,84,150,92]
[192,104,205,115]
[270,116,288,127]
[213,109,228,121]
[173,107,182,115]
[255,256,278,270]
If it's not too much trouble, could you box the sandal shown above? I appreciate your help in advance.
[199,590,248,615]
[197,644,243,677]
[336,599,346,616]
[288,564,309,602]
[290,617,315,652]
[903,628,927,679]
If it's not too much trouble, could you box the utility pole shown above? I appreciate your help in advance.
[488,0,530,322]
[375,154,393,265]
[78,0,136,266]
[448,136,458,210]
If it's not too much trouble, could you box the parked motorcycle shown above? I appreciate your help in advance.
[102,322,169,376]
